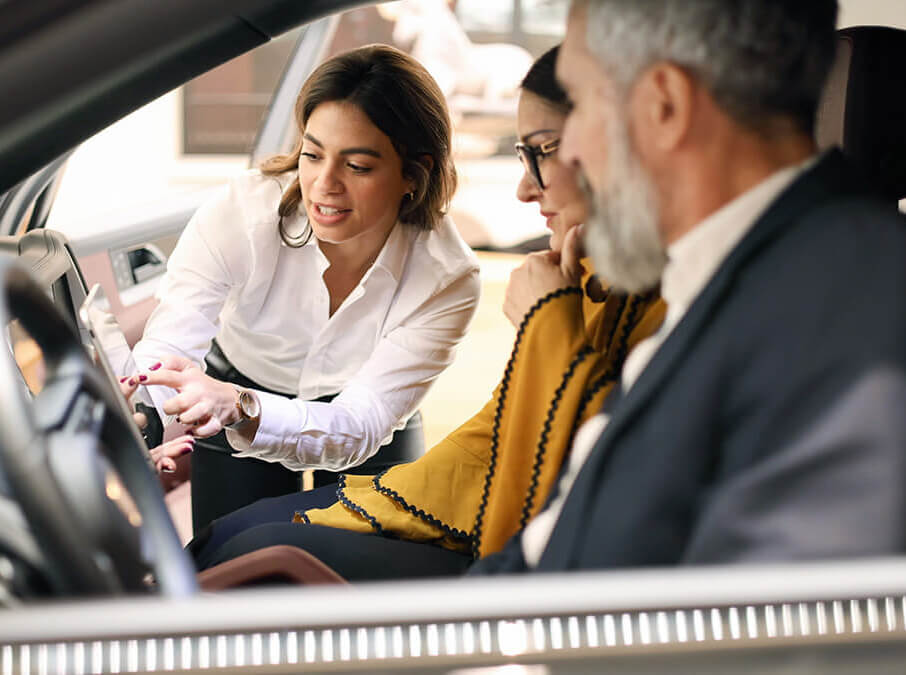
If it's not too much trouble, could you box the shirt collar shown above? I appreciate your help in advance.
[300,220,410,284]
[368,221,409,283]
[285,216,329,274]
[661,154,818,316]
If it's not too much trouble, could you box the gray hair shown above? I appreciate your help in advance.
[578,0,838,136]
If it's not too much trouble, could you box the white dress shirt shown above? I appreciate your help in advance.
[521,157,816,567]
[133,170,480,471]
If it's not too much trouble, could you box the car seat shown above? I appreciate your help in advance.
[815,26,906,204]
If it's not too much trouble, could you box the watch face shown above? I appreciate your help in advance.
[239,391,260,419]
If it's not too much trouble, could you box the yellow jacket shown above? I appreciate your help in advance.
[301,277,665,558]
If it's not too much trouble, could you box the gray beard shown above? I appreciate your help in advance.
[579,117,667,294]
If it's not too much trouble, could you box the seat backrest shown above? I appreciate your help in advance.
[16,229,89,326]
[816,26,906,202]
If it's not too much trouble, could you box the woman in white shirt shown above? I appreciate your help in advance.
[135,45,480,535]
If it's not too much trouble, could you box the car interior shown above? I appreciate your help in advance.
[0,1,904,673]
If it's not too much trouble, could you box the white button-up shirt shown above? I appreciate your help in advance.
[133,170,480,471]
[521,156,816,567]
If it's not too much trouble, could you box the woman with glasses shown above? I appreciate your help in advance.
[188,46,665,580]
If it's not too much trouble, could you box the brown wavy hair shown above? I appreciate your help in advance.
[261,44,457,246]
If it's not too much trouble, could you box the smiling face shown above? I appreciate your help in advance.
[298,101,413,247]
[515,90,587,253]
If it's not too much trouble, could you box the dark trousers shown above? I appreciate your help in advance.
[191,341,425,535]
[188,486,472,582]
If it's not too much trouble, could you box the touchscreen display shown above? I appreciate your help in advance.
[78,284,154,408]
[78,284,176,429]
[78,283,155,460]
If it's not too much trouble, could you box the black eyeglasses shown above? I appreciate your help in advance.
[515,138,560,190]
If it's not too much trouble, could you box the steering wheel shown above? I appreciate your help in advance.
[0,256,197,597]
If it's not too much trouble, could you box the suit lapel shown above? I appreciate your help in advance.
[538,150,853,570]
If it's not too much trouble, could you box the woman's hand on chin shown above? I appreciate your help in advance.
[141,355,241,438]
[503,227,586,328]
[558,224,585,280]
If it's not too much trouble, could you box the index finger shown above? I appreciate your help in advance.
[157,354,197,372]
[560,225,585,283]
[118,375,138,400]
[141,367,190,389]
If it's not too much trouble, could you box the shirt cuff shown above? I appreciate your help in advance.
[226,390,307,456]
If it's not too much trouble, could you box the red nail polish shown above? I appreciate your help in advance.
[119,376,128,383]
[128,378,136,386]
[149,362,162,371]
[179,446,193,456]
[138,375,148,382]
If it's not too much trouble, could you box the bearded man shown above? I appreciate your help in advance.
[473,0,906,574]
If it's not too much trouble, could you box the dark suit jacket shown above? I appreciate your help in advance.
[472,150,906,574]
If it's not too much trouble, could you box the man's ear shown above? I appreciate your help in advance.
[632,61,695,153]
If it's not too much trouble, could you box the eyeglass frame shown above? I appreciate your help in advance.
[515,138,560,190]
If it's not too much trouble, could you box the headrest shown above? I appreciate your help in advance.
[815,26,906,201]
